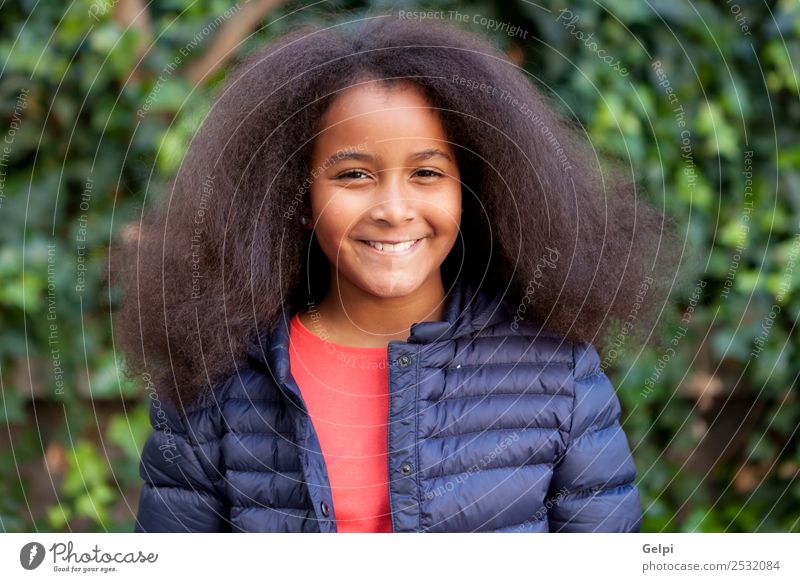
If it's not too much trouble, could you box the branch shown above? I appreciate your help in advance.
[185,0,290,86]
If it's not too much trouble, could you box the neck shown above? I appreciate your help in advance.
[303,272,448,348]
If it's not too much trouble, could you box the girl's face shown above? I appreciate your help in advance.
[306,81,462,299]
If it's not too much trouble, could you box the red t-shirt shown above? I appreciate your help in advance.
[288,312,393,533]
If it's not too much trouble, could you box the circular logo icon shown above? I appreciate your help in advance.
[20,542,46,570]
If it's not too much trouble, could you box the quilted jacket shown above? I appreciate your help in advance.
[133,277,642,533]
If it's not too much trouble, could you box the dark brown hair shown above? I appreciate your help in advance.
[112,15,683,408]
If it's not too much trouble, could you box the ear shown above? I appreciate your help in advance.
[301,204,313,231]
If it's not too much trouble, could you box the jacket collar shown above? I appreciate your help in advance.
[406,276,512,343]
[246,277,513,384]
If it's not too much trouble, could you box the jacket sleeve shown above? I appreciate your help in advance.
[546,342,642,532]
[133,383,230,532]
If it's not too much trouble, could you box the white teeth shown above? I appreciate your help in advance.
[365,239,420,253]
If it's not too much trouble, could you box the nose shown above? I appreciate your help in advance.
[367,173,417,225]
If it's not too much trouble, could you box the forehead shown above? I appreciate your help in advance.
[314,81,450,147]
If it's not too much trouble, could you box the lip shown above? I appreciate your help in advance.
[357,237,425,256]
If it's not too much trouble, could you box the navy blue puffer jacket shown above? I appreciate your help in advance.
[134,278,642,532]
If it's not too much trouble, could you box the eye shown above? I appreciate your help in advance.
[414,168,444,179]
[336,169,370,180]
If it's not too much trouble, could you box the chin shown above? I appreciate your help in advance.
[360,276,426,298]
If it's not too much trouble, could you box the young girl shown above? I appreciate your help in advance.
[116,15,679,533]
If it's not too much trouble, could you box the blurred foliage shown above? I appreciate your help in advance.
[0,0,798,532]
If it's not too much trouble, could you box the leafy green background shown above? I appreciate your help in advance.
[0,0,798,532]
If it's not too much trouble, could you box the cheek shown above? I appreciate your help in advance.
[315,216,348,255]
[436,189,462,236]
[310,193,359,252]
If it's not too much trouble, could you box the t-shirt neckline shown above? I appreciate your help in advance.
[290,312,389,356]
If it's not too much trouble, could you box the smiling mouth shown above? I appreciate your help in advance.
[358,238,425,254]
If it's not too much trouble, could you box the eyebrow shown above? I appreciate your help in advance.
[319,148,453,168]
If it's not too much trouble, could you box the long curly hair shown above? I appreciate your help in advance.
[112,15,684,408]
